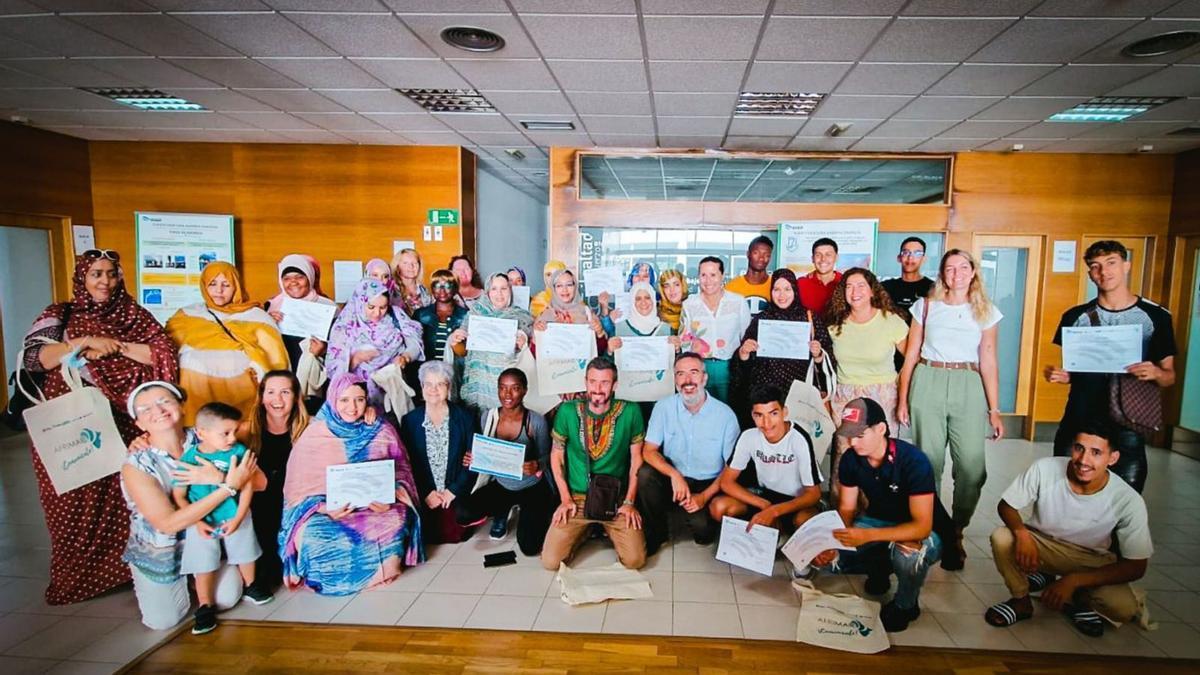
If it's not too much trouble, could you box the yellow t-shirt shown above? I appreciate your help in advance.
[725,276,771,315]
[829,311,909,385]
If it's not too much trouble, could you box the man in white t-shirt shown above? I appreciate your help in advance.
[984,424,1153,637]
[708,385,822,533]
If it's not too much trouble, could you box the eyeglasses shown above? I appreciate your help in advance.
[431,282,454,290]
[899,250,925,259]
[84,249,120,261]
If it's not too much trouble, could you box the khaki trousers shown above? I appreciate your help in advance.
[541,495,646,571]
[990,526,1147,626]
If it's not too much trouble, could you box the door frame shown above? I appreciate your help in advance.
[1167,234,1200,434]
[0,211,73,410]
[972,234,1045,437]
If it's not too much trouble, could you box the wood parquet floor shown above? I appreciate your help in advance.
[121,621,1199,674]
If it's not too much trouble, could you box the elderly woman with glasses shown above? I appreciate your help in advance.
[413,269,470,363]
[400,360,481,544]
[22,249,180,605]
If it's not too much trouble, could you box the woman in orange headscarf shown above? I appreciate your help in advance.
[529,260,567,318]
[166,261,289,424]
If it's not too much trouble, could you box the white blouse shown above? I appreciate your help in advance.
[681,291,752,361]
[913,298,1002,364]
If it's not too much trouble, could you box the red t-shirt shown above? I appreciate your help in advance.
[797,270,842,314]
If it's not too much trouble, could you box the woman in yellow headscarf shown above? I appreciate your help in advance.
[529,260,567,318]
[166,261,289,424]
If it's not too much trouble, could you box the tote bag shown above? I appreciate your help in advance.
[796,587,890,654]
[785,351,837,466]
[20,345,127,495]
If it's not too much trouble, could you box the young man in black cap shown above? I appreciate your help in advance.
[811,397,949,632]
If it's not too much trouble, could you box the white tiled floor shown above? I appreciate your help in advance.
[2,432,1200,672]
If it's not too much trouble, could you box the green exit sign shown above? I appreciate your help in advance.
[428,209,458,225]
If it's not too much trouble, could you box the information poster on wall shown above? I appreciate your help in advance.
[777,219,878,274]
[135,212,235,323]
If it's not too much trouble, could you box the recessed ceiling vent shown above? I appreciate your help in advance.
[735,92,825,117]
[81,88,206,111]
[441,26,506,53]
[398,88,496,114]
[1121,30,1200,58]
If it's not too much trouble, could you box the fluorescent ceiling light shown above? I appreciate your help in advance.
[735,92,826,117]
[82,88,206,111]
[1048,96,1176,123]
[521,120,574,131]
[398,88,496,114]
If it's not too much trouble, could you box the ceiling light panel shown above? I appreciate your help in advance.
[81,88,207,111]
[1047,96,1178,122]
[735,92,826,117]
[397,88,496,114]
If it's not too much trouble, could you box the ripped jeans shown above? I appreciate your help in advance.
[824,516,941,610]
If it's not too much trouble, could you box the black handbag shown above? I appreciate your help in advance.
[4,304,71,431]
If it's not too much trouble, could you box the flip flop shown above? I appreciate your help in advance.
[1069,607,1105,637]
[1028,572,1055,593]
[985,599,1033,627]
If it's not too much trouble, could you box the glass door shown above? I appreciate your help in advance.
[0,225,55,411]
[1178,239,1200,434]
[973,235,1044,427]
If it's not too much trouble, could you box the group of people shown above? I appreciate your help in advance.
[21,234,1171,639]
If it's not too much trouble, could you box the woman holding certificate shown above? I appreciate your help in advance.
[326,278,423,408]
[265,254,335,372]
[280,373,423,595]
[533,268,606,351]
[400,361,481,544]
[732,269,830,426]
[454,273,534,410]
[897,249,1003,569]
[167,261,289,425]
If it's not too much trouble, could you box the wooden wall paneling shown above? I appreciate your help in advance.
[0,122,94,227]
[458,147,477,263]
[88,142,471,302]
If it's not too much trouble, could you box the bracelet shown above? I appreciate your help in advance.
[218,482,238,497]
[988,408,1001,414]
[622,499,634,507]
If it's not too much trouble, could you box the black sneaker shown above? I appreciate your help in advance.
[880,600,921,632]
[192,604,217,635]
[489,516,509,541]
[864,573,891,596]
[243,582,274,606]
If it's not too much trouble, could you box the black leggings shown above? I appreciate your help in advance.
[455,481,554,556]
[1054,421,1147,493]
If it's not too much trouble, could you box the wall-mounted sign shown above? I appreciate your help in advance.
[428,208,459,225]
[135,212,235,323]
[778,219,879,274]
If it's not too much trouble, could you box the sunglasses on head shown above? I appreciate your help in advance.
[84,249,120,261]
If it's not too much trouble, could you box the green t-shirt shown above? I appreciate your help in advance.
[179,441,248,526]
[552,400,645,495]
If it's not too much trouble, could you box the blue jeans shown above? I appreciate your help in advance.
[823,516,941,610]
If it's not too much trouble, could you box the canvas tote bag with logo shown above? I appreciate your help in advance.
[796,587,890,654]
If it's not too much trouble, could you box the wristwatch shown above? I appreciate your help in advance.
[622,499,634,507]
[217,482,238,497]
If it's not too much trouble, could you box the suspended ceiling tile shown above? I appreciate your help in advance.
[786,135,857,150]
[431,112,518,132]
[336,130,409,144]
[272,128,350,143]
[314,88,423,113]
[926,64,1058,96]
[971,96,1088,121]
[238,88,347,111]
[166,57,301,88]
[360,112,447,131]
[892,95,1001,120]
[589,132,657,147]
[643,16,763,61]
[973,138,1058,151]
[967,18,1139,63]
[400,14,539,59]
[1016,64,1164,96]
[1005,120,1104,138]
[1074,18,1200,64]
[757,17,890,61]
[0,63,56,87]
[174,12,338,57]
[1160,1,1200,18]
[284,12,435,59]
[1134,97,1200,122]
[510,0,635,13]
[900,0,1040,16]
[652,92,736,116]
[657,134,723,147]
[480,90,576,115]
[722,135,792,150]
[0,0,48,13]
[86,58,225,88]
[549,59,647,92]
[849,137,921,151]
[726,116,805,136]
[869,118,959,137]
[743,61,852,93]
[221,110,321,129]
[176,88,280,111]
[266,1,388,10]
[643,0,768,14]
[449,58,559,90]
[1072,120,1191,138]
[38,125,138,140]
[1036,138,1127,152]
[393,129,468,144]
[836,63,955,96]
[350,58,470,89]
[292,112,387,131]
[1107,65,1200,96]
[656,115,729,135]
[940,119,1036,137]
[1031,0,1178,17]
[382,0,511,12]
[68,14,240,58]
[567,90,652,114]
[910,137,988,152]
[774,0,905,15]
[457,129,528,144]
[806,94,913,120]
[648,60,745,92]
[256,58,384,89]
[0,15,145,57]
[522,14,642,60]
[794,118,880,137]
[580,115,655,134]
[0,58,139,87]
[864,18,1013,62]
[523,130,592,145]
[145,1,270,8]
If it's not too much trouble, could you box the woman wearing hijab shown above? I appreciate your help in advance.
[167,261,288,425]
[610,282,673,341]
[626,260,658,292]
[657,269,689,334]
[326,278,423,407]
[390,248,433,316]
[731,269,833,427]
[22,250,179,604]
[533,269,605,347]
[454,273,534,411]
[530,260,567,318]
[265,254,336,375]
[506,266,527,287]
[280,373,424,595]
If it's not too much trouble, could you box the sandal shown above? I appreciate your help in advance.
[1027,572,1055,593]
[985,599,1033,627]
[1068,606,1105,637]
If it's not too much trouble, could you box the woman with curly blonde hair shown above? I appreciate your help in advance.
[897,249,1003,570]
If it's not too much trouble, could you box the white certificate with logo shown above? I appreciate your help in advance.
[780,510,855,570]
[326,460,395,510]
[755,320,812,360]
[583,266,624,297]
[469,434,526,481]
[715,516,779,576]
[615,336,672,373]
[511,285,531,311]
[466,316,518,354]
[277,297,337,339]
[539,323,594,360]
[1061,324,1142,373]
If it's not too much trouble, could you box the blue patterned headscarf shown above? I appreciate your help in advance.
[318,373,383,463]
[626,260,657,291]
